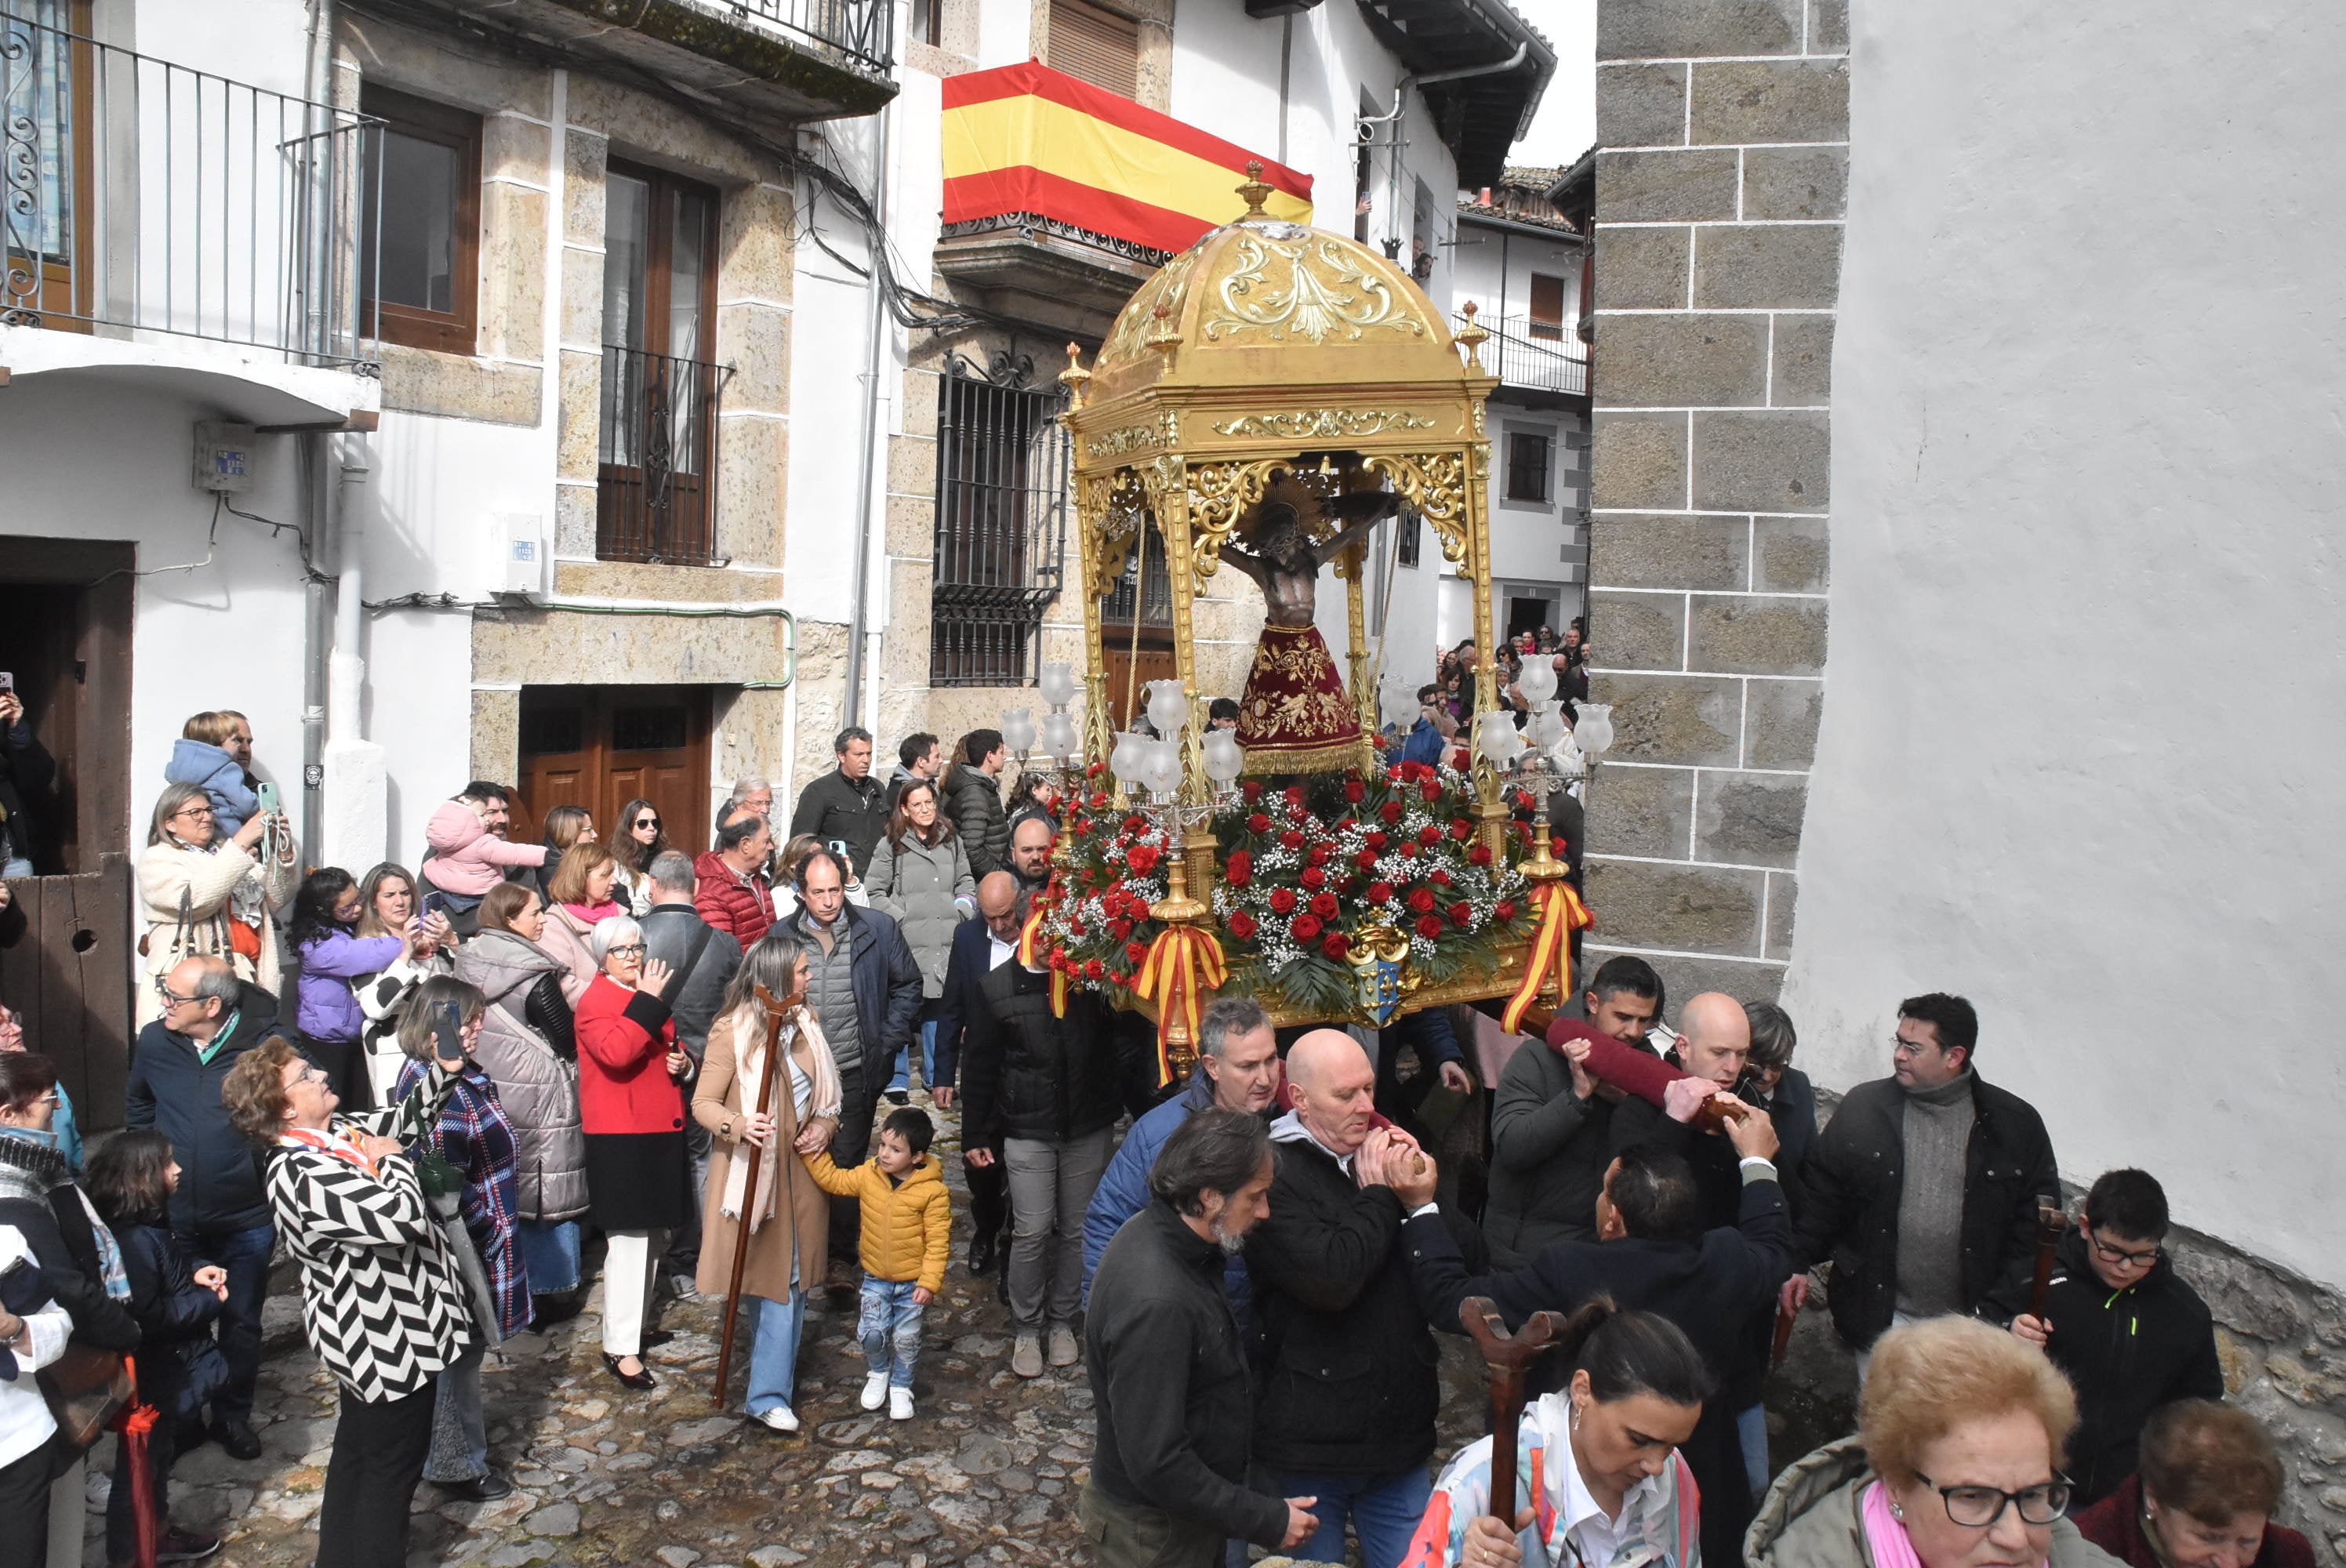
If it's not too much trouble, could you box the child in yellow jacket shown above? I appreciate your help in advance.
[805,1105,953,1421]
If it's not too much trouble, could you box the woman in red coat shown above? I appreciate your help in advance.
[2072,1401,2314,1568]
[573,913,691,1390]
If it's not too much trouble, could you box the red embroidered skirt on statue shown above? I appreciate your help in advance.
[1236,622,1363,773]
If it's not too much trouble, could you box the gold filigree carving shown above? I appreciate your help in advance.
[1100,249,1200,367]
[1203,235,1429,347]
[1208,409,1436,441]
[1179,458,1290,578]
[1362,452,1474,566]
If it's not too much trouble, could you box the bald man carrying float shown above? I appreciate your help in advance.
[1242,1029,1451,1568]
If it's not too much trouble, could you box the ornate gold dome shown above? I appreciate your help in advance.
[1085,169,1471,407]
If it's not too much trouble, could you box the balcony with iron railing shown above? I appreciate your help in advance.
[597,344,730,566]
[1,10,380,379]
[1460,311,1591,401]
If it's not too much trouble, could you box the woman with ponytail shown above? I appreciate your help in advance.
[1401,1305,1710,1568]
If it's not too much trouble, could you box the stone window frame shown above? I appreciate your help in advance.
[1502,424,1556,509]
[359,83,483,357]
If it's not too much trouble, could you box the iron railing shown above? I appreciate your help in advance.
[597,345,728,565]
[1462,311,1590,398]
[714,0,895,79]
[931,357,1070,688]
[0,9,380,367]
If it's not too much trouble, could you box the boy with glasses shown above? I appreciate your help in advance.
[2010,1168,2223,1506]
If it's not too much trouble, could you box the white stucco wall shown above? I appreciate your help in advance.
[1780,1,2346,1289]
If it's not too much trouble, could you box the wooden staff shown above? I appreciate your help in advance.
[713,984,794,1409]
[2028,1193,2069,1323]
[1461,1298,1601,1530]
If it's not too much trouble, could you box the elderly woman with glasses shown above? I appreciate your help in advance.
[1751,1316,2121,1568]
[136,781,297,1027]
[572,914,691,1389]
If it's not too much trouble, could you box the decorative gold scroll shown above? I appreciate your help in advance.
[1208,408,1436,441]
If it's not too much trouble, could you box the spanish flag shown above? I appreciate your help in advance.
[942,61,1313,257]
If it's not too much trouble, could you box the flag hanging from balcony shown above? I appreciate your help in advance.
[942,61,1313,256]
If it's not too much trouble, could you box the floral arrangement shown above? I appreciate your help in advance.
[1032,759,1535,1019]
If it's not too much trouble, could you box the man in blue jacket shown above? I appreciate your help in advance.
[1080,996,1283,1313]
[125,955,305,1460]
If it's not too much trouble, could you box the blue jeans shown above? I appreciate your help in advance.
[1256,1465,1432,1568]
[183,1220,273,1425]
[888,1018,940,1095]
[858,1276,925,1388]
[745,1290,808,1416]
[1737,1402,1768,1501]
[516,1218,581,1297]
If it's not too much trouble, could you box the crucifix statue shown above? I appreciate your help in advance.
[1222,488,1400,771]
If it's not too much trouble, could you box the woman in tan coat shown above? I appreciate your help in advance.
[692,927,840,1433]
[136,782,298,1027]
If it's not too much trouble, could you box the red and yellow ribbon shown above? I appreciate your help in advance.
[1501,880,1596,1036]
[1132,924,1229,1087]
[1016,904,1070,1018]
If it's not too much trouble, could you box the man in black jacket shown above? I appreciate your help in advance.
[1242,1029,1442,1568]
[125,956,303,1459]
[934,873,1023,1277]
[959,946,1125,1380]
[1785,992,2060,1355]
[789,726,889,878]
[1397,1127,1789,1568]
[1083,1110,1316,1567]
[2011,1167,2222,1504]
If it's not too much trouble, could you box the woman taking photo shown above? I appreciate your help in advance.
[573,916,690,1390]
[539,843,626,1007]
[1403,1306,1709,1568]
[2073,1401,2312,1568]
[866,779,973,1103]
[456,884,588,1327]
[610,798,666,918]
[289,866,421,1110]
[691,931,838,1432]
[351,862,459,1106]
[220,1034,468,1568]
[136,782,296,1028]
[391,976,528,1502]
[1750,1316,2113,1568]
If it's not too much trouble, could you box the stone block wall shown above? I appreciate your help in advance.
[1585,0,1844,1005]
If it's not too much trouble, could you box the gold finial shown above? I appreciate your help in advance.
[1237,158,1273,219]
[1144,296,1182,361]
[1455,299,1491,374]
[1059,340,1091,410]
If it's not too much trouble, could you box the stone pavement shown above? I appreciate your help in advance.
[64,1088,1857,1567]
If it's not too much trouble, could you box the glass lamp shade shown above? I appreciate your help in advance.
[1141,737,1183,797]
[1001,707,1037,755]
[1573,703,1614,766]
[1146,679,1190,737]
[1478,714,1525,768]
[1039,710,1077,762]
[1532,699,1567,752]
[1202,728,1244,786]
[1516,654,1558,706]
[1039,661,1079,708]
[1109,730,1146,791]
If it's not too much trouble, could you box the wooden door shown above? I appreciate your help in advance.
[515,686,711,857]
[1099,639,1176,731]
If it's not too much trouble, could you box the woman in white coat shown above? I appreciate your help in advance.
[136,782,297,1027]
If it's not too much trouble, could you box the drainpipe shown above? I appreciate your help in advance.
[1360,42,1533,256]
[843,101,894,733]
[299,0,339,862]
[321,438,389,867]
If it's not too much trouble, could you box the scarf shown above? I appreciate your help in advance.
[1861,1483,1927,1568]
[562,899,623,928]
[717,1004,841,1233]
[0,1131,130,1301]
[279,1123,380,1177]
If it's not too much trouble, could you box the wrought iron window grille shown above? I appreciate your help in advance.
[596,345,734,565]
[929,351,1070,687]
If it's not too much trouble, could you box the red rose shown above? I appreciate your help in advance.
[1344,780,1365,803]
[1387,765,1404,782]
[1321,931,1352,960]
[1495,899,1518,921]
[1367,830,1389,851]
[1247,812,1272,834]
[1284,786,1306,808]
[1367,880,1394,905]
[1402,843,1419,860]
[1280,829,1305,850]
[1408,886,1436,914]
[1468,843,1493,866]
[1302,844,1328,869]
[1088,791,1108,809]
[1084,958,1104,980]
[1450,901,1473,927]
[1355,850,1380,872]
[1124,941,1148,965]
[1124,815,1147,837]
[1127,844,1159,874]
[1291,913,1322,942]
[1228,911,1259,942]
[1418,823,1443,847]
[1269,887,1298,915]
[1431,869,1452,887]
[1309,891,1338,919]
[1109,919,1131,941]
[1421,779,1443,804]
[1300,866,1327,891]
[1226,851,1253,886]
[1415,915,1444,941]
[1451,818,1474,840]
[1087,762,1104,779]
[1380,800,1404,825]
[1243,779,1263,803]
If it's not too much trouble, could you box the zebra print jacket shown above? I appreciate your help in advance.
[263,1065,470,1403]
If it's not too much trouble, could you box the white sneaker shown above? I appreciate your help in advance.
[754,1404,800,1432]
[860,1370,888,1411]
[888,1386,913,1421]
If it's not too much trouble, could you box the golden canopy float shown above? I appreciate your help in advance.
[1007,168,1598,1081]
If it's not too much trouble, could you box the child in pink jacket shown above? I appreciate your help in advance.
[422,797,547,896]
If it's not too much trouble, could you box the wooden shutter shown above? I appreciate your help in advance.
[1528,273,1567,339]
[1050,0,1139,100]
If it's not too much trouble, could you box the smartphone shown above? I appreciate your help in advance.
[420,890,448,922]
[0,672,13,693]
[430,1000,467,1069]
[256,781,280,814]
[826,839,848,856]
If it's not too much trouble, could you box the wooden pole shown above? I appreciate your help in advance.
[1460,1298,1597,1530]
[2028,1194,2070,1322]
[712,984,792,1408]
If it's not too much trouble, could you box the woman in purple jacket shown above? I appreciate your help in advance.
[290,868,419,1112]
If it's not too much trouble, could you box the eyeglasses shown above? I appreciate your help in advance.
[607,943,648,958]
[153,979,200,1006]
[284,1064,329,1088]
[170,804,216,821]
[634,817,660,829]
[1890,1035,1939,1058]
[1911,1472,2071,1528]
[2086,1230,2160,1269]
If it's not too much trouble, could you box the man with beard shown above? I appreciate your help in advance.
[1083,1110,1318,1568]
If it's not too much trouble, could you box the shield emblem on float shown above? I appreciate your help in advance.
[1346,921,1417,1028]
